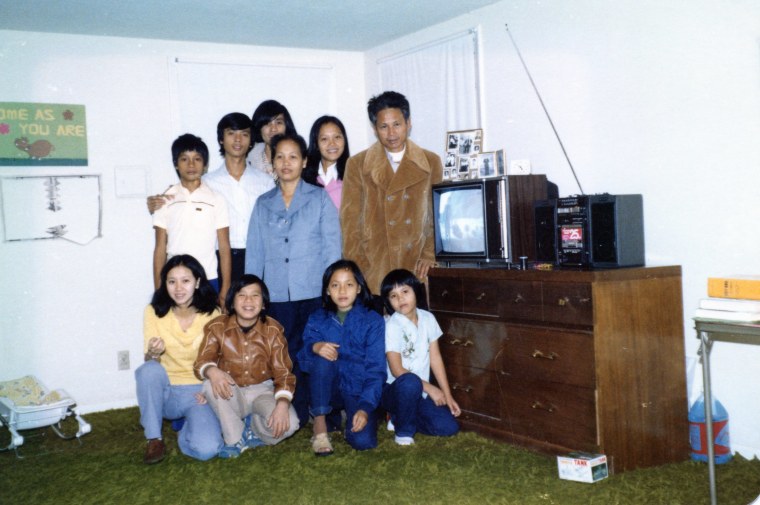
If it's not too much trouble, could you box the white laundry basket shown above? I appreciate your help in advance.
[0,375,91,456]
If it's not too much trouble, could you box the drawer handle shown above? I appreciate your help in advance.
[452,383,473,393]
[532,350,559,360]
[557,296,570,306]
[449,338,461,345]
[579,297,591,304]
[462,339,474,347]
[532,400,556,413]
[476,292,486,301]
[440,289,449,298]
[513,294,525,304]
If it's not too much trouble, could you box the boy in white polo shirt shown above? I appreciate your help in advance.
[152,134,231,308]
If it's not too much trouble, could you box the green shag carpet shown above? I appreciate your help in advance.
[2,407,759,505]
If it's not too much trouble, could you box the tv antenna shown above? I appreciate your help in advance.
[505,24,585,195]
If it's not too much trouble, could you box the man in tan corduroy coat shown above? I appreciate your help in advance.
[340,91,443,297]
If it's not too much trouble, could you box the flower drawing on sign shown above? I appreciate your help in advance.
[62,110,74,120]
[0,123,9,135]
[401,330,415,359]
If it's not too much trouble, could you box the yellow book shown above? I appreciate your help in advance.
[707,275,760,301]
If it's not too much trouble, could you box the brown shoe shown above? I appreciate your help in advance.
[143,438,166,464]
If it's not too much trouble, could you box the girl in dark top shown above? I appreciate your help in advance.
[298,259,385,456]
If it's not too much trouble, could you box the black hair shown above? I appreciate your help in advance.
[380,269,428,315]
[150,254,218,317]
[321,259,373,312]
[303,115,350,187]
[171,133,209,169]
[367,91,410,125]
[225,274,269,323]
[251,100,297,144]
[270,132,308,160]
[216,112,254,157]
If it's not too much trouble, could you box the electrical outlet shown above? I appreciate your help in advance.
[117,350,130,371]
[509,159,532,175]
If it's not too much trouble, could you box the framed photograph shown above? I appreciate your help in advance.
[444,129,484,180]
[457,156,470,175]
[444,152,457,169]
[445,128,483,156]
[473,150,505,178]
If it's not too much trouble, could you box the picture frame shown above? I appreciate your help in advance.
[443,128,484,180]
[456,156,470,176]
[445,128,483,156]
[473,150,505,178]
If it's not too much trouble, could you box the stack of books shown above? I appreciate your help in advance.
[695,275,760,322]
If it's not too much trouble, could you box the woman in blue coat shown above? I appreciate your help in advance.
[245,132,342,426]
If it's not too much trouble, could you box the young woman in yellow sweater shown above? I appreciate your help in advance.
[135,254,222,464]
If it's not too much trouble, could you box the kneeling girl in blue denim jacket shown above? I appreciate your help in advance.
[298,259,386,456]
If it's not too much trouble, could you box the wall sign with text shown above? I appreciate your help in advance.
[0,102,88,166]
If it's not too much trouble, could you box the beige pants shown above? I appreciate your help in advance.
[202,379,299,446]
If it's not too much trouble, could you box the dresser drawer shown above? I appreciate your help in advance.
[447,364,502,420]
[501,327,595,388]
[462,279,542,321]
[500,378,597,450]
[438,316,506,371]
[428,276,463,312]
[542,282,593,326]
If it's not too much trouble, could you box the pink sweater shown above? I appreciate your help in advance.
[318,175,343,210]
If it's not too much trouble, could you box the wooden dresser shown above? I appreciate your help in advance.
[428,266,689,472]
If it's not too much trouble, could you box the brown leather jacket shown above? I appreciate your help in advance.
[193,315,295,398]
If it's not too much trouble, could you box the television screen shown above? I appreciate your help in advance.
[435,186,485,254]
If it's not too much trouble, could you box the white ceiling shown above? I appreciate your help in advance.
[0,0,503,51]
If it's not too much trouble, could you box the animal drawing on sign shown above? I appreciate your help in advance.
[15,137,55,160]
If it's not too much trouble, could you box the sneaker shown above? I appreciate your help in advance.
[244,427,265,449]
[143,438,166,464]
[387,419,395,432]
[394,435,415,446]
[218,438,247,459]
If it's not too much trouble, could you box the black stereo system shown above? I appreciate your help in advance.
[534,194,645,268]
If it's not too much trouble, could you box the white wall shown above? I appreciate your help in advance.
[0,30,366,412]
[366,0,760,458]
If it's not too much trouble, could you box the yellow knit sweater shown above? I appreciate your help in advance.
[143,305,220,385]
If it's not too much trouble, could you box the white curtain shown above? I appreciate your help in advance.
[377,30,481,158]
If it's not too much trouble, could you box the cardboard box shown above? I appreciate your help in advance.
[557,452,609,483]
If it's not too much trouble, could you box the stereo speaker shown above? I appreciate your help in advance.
[533,194,644,268]
[533,199,557,263]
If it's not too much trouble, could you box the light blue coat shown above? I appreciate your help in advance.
[245,180,341,303]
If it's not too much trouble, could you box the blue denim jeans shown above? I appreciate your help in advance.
[381,373,459,439]
[268,297,322,427]
[308,356,378,450]
[135,360,223,460]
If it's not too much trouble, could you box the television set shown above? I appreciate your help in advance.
[432,176,510,266]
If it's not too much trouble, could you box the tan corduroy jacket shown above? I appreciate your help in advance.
[340,140,443,294]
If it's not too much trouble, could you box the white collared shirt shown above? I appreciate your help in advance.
[318,161,339,185]
[204,161,275,248]
[152,182,229,280]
